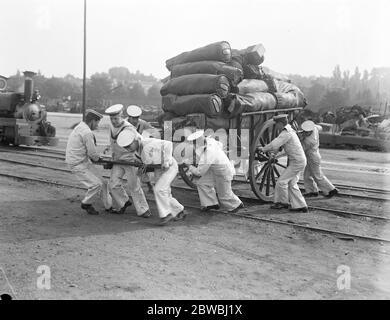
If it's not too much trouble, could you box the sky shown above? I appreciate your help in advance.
[0,0,389,80]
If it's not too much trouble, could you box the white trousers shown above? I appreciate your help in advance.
[304,158,335,195]
[274,160,307,209]
[153,159,184,218]
[109,164,149,215]
[196,170,242,211]
[70,161,112,210]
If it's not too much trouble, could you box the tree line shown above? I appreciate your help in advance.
[5,67,162,113]
[4,65,390,116]
[289,66,390,115]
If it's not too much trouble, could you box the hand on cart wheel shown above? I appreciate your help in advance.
[254,147,269,162]
[188,165,201,177]
[139,163,150,175]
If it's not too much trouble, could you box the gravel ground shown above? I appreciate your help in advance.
[1,176,390,299]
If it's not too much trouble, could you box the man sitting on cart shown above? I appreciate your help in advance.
[256,114,308,212]
[186,130,244,213]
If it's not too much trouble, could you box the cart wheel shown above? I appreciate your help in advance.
[178,163,197,189]
[249,119,288,201]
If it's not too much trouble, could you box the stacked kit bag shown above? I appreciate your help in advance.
[160,41,307,128]
[161,41,241,118]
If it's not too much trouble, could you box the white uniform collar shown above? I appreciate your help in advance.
[283,124,293,132]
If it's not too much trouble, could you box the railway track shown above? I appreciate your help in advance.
[0,154,389,244]
[0,145,66,160]
[296,182,390,202]
[170,184,390,222]
[1,146,390,202]
[1,146,388,202]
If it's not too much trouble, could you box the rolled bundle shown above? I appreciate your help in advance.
[274,80,306,108]
[242,43,265,65]
[243,64,262,79]
[227,58,244,73]
[231,49,245,66]
[170,61,243,86]
[162,93,223,117]
[166,41,231,71]
[238,79,270,94]
[274,79,303,95]
[296,91,307,108]
[160,74,230,98]
[227,92,277,117]
[274,92,300,109]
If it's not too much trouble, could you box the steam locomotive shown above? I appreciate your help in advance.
[0,71,58,146]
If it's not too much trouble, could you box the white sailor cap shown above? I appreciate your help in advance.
[85,109,103,119]
[273,114,288,121]
[187,130,205,142]
[105,104,124,116]
[301,120,315,131]
[117,129,137,147]
[127,105,142,117]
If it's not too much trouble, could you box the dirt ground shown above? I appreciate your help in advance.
[1,176,390,300]
[1,113,390,299]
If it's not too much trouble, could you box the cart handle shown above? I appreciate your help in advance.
[93,158,161,168]
[93,158,190,169]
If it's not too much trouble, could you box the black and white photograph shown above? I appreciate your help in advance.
[0,0,389,304]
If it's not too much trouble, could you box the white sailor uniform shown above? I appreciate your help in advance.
[190,137,242,211]
[302,126,335,195]
[262,124,307,209]
[65,121,112,209]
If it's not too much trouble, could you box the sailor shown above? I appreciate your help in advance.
[126,105,158,193]
[300,120,338,198]
[117,130,186,225]
[126,105,158,138]
[186,130,243,213]
[105,104,150,216]
[65,109,112,215]
[256,114,308,212]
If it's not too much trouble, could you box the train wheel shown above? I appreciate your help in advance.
[178,163,197,189]
[249,119,288,201]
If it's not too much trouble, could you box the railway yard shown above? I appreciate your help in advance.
[1,113,390,299]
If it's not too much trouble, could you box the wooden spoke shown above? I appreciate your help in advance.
[271,165,277,188]
[255,163,267,180]
[275,162,287,169]
[273,166,281,178]
[259,165,269,192]
[265,165,271,196]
